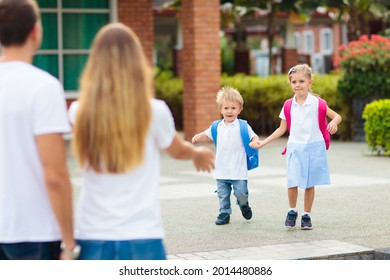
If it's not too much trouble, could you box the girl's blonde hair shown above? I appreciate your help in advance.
[216,86,244,109]
[72,23,153,173]
[288,63,313,81]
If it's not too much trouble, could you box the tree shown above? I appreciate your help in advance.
[229,0,317,74]
[319,0,390,41]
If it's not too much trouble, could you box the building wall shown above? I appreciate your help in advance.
[181,0,221,139]
[118,0,154,63]
[295,23,342,72]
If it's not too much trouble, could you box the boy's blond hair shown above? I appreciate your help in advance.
[72,23,152,173]
[216,86,244,109]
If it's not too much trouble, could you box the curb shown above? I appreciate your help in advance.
[374,248,390,260]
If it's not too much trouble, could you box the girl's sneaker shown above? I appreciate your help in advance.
[284,210,298,228]
[301,214,313,230]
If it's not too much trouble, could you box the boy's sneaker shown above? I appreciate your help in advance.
[240,204,252,220]
[301,214,313,230]
[215,213,230,225]
[284,210,298,228]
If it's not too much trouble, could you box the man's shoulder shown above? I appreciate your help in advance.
[26,64,60,85]
[9,62,61,89]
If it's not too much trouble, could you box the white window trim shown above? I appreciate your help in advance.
[320,28,333,55]
[294,32,300,52]
[37,0,116,99]
[302,30,314,54]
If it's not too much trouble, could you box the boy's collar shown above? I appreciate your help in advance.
[222,118,239,126]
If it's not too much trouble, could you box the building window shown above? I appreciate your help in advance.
[302,31,314,54]
[294,32,300,52]
[35,0,116,98]
[320,28,333,55]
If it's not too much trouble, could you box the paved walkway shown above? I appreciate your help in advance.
[66,138,390,260]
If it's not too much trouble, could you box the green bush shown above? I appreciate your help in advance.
[154,70,183,130]
[154,71,348,138]
[362,99,390,155]
[221,73,347,137]
[337,72,390,98]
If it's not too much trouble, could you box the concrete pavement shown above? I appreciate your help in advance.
[66,138,390,260]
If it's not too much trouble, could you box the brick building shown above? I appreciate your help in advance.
[31,0,348,139]
[34,0,220,140]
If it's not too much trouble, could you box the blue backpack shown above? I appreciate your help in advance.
[211,119,259,170]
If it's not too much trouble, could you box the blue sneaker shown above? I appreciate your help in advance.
[215,213,230,225]
[240,204,252,220]
[285,210,298,228]
[301,214,313,230]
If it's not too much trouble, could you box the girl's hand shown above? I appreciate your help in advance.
[327,120,338,135]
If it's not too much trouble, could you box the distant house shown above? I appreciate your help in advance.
[291,12,347,74]
[29,0,347,102]
[154,3,349,76]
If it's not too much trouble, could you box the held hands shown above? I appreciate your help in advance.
[193,146,215,172]
[249,140,264,150]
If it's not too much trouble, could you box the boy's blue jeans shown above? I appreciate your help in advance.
[77,239,166,260]
[216,179,249,214]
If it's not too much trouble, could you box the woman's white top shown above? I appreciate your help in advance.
[69,99,175,240]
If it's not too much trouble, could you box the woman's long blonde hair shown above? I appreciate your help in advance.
[72,23,152,173]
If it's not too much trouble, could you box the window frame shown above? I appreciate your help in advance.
[320,28,333,55]
[302,30,314,54]
[294,32,300,52]
[37,0,117,98]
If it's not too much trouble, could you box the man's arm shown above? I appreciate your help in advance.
[36,133,76,260]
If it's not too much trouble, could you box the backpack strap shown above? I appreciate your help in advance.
[317,97,330,150]
[281,98,293,155]
[283,98,293,132]
[238,119,251,154]
[239,119,259,170]
[211,120,222,147]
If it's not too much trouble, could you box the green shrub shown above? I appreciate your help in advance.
[154,70,183,130]
[337,72,390,98]
[154,71,348,138]
[362,99,390,155]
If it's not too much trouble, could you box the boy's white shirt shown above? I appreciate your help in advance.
[279,93,323,144]
[204,118,256,180]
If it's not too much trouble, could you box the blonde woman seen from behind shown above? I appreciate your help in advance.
[69,23,214,260]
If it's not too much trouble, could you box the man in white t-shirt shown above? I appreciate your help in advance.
[0,0,78,259]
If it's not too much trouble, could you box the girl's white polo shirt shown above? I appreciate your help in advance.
[279,93,323,145]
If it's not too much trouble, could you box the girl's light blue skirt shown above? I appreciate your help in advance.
[286,141,330,189]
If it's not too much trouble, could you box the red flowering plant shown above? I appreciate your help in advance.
[335,35,390,98]
[334,35,390,73]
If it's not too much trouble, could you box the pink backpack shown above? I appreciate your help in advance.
[281,96,330,155]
